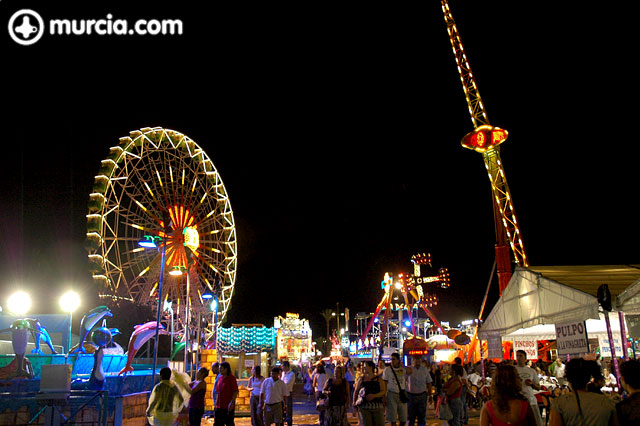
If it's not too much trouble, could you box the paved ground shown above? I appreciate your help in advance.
[202,385,482,426]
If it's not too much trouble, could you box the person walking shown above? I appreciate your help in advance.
[549,358,618,426]
[382,353,408,426]
[454,357,469,425]
[215,362,239,426]
[616,359,640,425]
[186,367,209,426]
[313,362,329,426]
[514,350,543,426]
[406,356,432,426]
[353,360,386,426]
[479,364,536,426]
[281,361,296,426]
[210,362,221,406]
[444,364,465,426]
[261,366,289,426]
[323,365,350,426]
[248,366,266,426]
[146,367,185,426]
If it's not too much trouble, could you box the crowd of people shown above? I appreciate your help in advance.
[143,353,640,426]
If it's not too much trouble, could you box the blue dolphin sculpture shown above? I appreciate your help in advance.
[71,306,112,354]
[25,318,57,354]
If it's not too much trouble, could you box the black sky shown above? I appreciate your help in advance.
[1,2,637,339]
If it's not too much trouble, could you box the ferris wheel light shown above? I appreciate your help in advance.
[138,235,159,248]
[8,291,32,315]
[169,266,184,276]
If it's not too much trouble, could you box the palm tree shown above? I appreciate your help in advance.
[320,308,334,341]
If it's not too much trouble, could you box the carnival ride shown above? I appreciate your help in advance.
[85,127,237,342]
[441,0,529,295]
[441,1,532,362]
[358,254,451,354]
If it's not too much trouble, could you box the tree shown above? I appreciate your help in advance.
[320,308,334,341]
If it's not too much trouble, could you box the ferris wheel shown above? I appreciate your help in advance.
[85,127,237,326]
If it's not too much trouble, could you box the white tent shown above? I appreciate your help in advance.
[616,277,640,314]
[478,265,640,341]
[478,266,599,340]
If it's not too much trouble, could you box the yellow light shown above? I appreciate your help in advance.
[8,291,32,315]
[183,226,199,251]
[59,291,80,313]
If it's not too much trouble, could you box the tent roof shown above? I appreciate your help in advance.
[478,266,601,339]
[528,265,640,297]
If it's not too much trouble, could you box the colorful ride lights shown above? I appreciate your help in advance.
[168,266,186,276]
[461,125,508,153]
[138,235,162,248]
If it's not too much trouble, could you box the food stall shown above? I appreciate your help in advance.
[274,313,313,364]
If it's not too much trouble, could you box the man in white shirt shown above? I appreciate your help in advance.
[406,356,432,426]
[382,353,408,426]
[260,366,290,426]
[554,357,566,386]
[468,370,482,387]
[515,350,542,426]
[281,361,296,426]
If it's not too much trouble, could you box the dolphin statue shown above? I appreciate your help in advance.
[0,319,41,379]
[88,327,113,391]
[118,321,167,375]
[71,306,112,354]
[25,318,57,354]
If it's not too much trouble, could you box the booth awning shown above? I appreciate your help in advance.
[615,278,640,314]
[528,265,640,298]
[479,265,640,340]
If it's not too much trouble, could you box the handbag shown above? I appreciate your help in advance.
[390,366,409,403]
[438,396,453,421]
[316,395,329,411]
[354,387,366,407]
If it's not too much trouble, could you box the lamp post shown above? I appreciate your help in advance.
[59,291,80,354]
[138,224,169,383]
[169,265,190,374]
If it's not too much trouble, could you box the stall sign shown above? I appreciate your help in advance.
[487,336,503,359]
[555,320,588,356]
[598,335,623,358]
[513,338,538,360]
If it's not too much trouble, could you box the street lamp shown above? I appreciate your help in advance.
[7,291,31,316]
[138,226,169,383]
[59,290,80,354]
[168,266,191,374]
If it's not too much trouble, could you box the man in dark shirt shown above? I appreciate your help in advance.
[616,359,640,425]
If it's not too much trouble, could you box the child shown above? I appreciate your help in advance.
[147,367,185,426]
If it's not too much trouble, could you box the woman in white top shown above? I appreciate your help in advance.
[248,366,266,426]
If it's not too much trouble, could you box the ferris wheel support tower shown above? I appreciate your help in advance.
[441,0,528,294]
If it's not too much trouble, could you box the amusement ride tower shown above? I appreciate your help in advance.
[441,0,529,294]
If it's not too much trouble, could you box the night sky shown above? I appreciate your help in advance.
[1,2,636,340]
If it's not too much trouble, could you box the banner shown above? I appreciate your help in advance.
[513,338,538,360]
[487,336,503,359]
[598,335,623,358]
[555,320,589,356]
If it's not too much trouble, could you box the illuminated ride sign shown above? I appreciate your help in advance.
[461,125,508,153]
[402,337,429,357]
